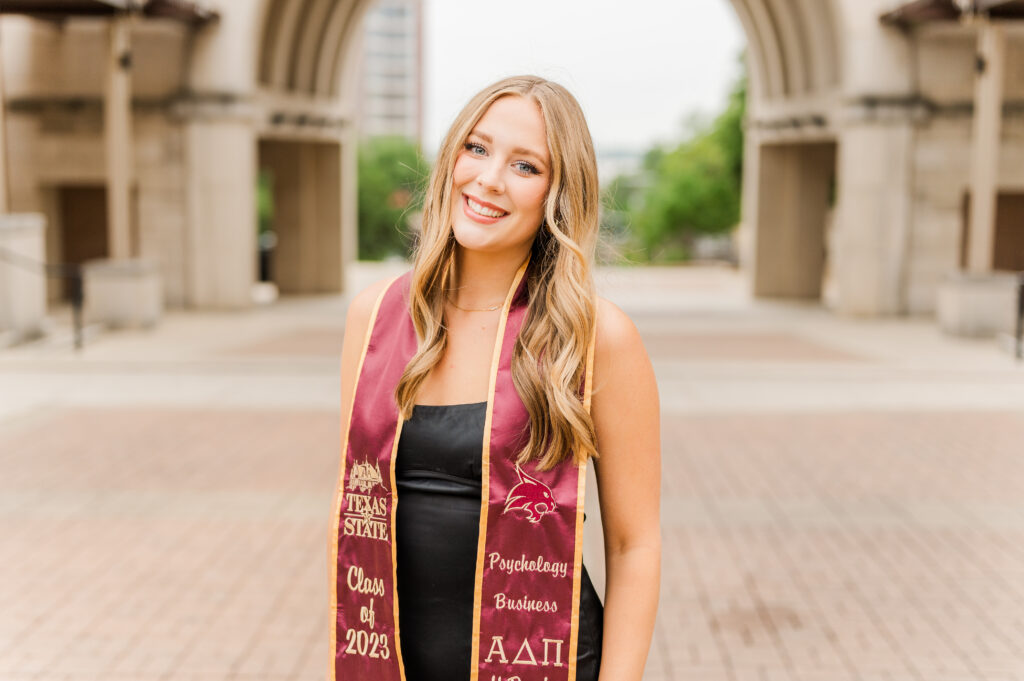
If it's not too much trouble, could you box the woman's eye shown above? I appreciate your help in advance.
[463,142,537,175]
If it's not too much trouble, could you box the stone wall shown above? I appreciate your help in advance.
[903,27,1024,314]
[2,16,193,307]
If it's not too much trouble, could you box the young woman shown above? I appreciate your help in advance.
[331,75,660,681]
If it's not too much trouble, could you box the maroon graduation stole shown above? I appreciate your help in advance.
[330,253,597,681]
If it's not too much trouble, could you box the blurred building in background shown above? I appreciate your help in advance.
[0,0,383,329]
[0,0,1021,343]
[353,0,422,143]
[727,0,1023,336]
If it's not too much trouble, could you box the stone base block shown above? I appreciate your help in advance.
[0,213,47,343]
[997,332,1024,358]
[936,271,1021,338]
[83,258,163,329]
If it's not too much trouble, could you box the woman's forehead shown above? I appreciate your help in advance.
[470,97,550,166]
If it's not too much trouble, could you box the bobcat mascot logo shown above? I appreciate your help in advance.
[503,464,557,524]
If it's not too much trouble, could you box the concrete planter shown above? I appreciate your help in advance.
[83,258,163,329]
[936,271,1020,338]
[0,213,47,346]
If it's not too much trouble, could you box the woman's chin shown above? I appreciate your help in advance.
[451,222,502,251]
[451,217,540,257]
[453,237,500,255]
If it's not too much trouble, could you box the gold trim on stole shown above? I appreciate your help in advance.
[329,273,404,681]
[469,253,533,680]
[567,303,598,679]
[388,408,409,680]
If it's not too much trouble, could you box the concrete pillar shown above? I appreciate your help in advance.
[185,120,257,308]
[260,139,343,294]
[832,124,914,316]
[341,127,358,288]
[736,116,761,291]
[104,14,133,260]
[0,29,9,214]
[966,18,1005,274]
[0,214,46,343]
[936,19,1014,338]
[314,142,342,292]
[751,142,836,300]
[263,141,304,293]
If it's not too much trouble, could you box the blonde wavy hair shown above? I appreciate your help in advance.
[393,75,600,471]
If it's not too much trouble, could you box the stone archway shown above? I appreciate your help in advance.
[188,0,919,315]
[180,0,378,305]
[252,0,378,296]
[729,0,843,100]
[248,0,849,304]
[726,0,845,305]
[256,0,375,99]
[246,0,849,304]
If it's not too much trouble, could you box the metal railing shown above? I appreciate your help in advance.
[0,245,85,350]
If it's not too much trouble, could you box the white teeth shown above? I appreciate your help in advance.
[467,197,507,218]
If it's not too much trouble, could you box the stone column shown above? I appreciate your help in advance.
[832,122,915,316]
[314,141,343,292]
[184,118,257,308]
[0,214,46,344]
[751,142,835,301]
[935,19,1015,338]
[340,125,358,291]
[104,14,133,260]
[261,139,343,294]
[966,18,1005,274]
[0,28,9,214]
[83,13,165,330]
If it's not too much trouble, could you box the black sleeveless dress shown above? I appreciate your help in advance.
[395,401,604,681]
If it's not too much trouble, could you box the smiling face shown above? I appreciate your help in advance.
[449,95,551,257]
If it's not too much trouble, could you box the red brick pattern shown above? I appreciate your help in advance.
[647,411,1024,681]
[2,408,1022,680]
[0,408,338,681]
[2,257,1024,681]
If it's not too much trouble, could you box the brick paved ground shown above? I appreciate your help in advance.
[1,263,1023,681]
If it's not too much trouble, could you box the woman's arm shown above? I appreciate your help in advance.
[591,296,662,681]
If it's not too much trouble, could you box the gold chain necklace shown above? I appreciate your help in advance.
[445,292,502,312]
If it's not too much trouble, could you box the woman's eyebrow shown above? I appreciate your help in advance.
[470,131,548,166]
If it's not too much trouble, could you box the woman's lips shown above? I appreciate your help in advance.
[462,193,508,225]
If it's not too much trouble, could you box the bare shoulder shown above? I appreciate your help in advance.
[345,274,400,330]
[592,296,651,394]
[341,274,401,391]
[595,296,641,348]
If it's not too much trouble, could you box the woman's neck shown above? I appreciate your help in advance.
[449,244,531,309]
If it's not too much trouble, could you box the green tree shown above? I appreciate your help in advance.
[599,172,648,264]
[358,136,429,260]
[624,53,747,262]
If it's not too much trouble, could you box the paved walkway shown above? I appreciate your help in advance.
[1,262,1023,681]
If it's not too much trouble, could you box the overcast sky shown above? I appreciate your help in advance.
[423,0,745,158]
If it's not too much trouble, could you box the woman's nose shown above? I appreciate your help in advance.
[476,161,505,193]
